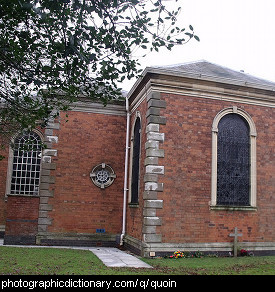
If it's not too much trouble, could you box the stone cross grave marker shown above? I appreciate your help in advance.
[229,227,242,257]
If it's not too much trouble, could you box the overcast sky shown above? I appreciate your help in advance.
[122,0,275,90]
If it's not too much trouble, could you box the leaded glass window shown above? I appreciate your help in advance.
[10,131,42,196]
[217,114,250,206]
[130,117,141,204]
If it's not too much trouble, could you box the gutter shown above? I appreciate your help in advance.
[120,96,130,245]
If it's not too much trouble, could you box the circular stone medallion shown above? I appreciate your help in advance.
[90,163,116,189]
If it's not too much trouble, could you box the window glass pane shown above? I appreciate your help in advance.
[131,118,141,204]
[217,114,250,206]
[10,131,42,195]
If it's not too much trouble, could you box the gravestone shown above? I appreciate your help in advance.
[229,227,242,257]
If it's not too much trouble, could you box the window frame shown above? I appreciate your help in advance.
[211,107,257,210]
[128,112,142,206]
[5,130,43,197]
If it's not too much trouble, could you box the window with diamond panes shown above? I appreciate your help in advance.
[217,114,250,206]
[10,131,42,196]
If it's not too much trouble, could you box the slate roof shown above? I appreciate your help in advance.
[145,60,275,91]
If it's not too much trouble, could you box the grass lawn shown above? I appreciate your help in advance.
[0,246,274,275]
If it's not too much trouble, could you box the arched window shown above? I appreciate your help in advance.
[9,131,42,196]
[217,114,250,206]
[211,107,257,209]
[130,117,141,204]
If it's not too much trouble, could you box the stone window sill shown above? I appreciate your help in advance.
[128,203,139,208]
[210,205,257,211]
[6,193,39,199]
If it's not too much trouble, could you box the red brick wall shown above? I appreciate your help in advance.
[47,110,126,235]
[5,196,39,236]
[1,90,274,248]
[158,92,275,243]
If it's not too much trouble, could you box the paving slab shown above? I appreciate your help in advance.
[89,247,152,268]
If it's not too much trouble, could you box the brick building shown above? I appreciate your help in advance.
[0,60,274,256]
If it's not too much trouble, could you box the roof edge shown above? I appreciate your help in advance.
[127,61,275,98]
[144,66,275,92]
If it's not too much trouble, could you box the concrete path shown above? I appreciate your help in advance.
[89,247,152,268]
[0,239,152,268]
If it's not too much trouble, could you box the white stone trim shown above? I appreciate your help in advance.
[124,235,275,257]
[71,101,126,116]
[149,79,275,108]
[142,241,275,254]
[211,107,257,208]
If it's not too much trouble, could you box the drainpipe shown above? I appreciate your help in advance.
[120,96,130,245]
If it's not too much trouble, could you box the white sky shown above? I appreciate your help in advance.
[122,0,275,90]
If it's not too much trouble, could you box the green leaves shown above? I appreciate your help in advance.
[194,35,200,42]
[0,0,199,148]
[42,66,51,72]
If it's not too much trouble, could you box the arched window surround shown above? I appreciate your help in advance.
[128,112,142,205]
[5,129,43,197]
[211,106,257,210]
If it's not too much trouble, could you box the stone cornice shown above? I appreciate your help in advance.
[148,76,275,108]
[128,70,275,108]
[71,101,126,116]
[144,65,275,92]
